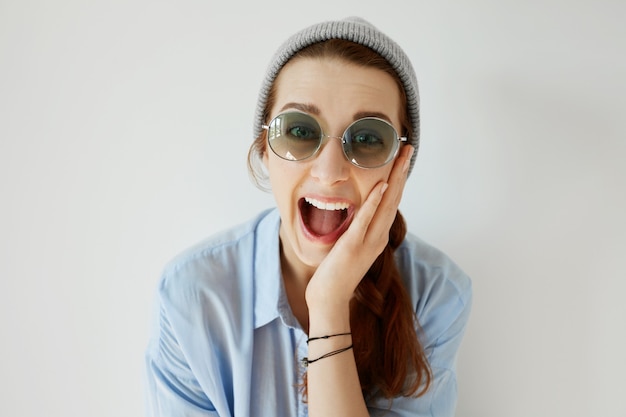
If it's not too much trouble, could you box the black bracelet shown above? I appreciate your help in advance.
[301,344,353,368]
[306,332,351,344]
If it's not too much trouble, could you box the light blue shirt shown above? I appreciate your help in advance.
[145,208,472,416]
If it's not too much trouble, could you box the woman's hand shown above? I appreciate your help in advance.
[305,144,414,312]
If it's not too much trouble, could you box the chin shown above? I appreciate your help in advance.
[296,244,332,268]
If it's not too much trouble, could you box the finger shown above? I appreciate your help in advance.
[387,144,413,203]
[366,145,414,232]
[341,181,389,243]
[337,145,413,246]
[389,144,414,190]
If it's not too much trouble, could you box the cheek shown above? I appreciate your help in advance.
[357,166,393,193]
[351,168,392,207]
[267,158,299,200]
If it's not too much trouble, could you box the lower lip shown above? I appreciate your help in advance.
[298,204,354,245]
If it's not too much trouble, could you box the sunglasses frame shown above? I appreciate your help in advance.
[262,111,408,169]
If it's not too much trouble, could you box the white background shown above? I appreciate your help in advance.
[1,1,624,416]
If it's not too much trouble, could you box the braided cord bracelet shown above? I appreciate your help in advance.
[307,332,351,344]
[301,344,353,368]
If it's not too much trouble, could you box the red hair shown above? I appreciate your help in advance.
[248,39,431,399]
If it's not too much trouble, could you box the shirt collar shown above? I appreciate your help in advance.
[253,209,300,329]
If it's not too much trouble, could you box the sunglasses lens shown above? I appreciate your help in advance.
[343,118,399,167]
[267,112,322,161]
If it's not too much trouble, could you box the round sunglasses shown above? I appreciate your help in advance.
[262,111,407,168]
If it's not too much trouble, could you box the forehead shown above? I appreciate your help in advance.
[270,57,403,128]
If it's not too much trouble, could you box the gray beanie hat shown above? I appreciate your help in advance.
[253,17,420,174]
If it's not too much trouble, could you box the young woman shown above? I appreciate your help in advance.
[145,17,472,417]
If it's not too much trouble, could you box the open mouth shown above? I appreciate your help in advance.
[299,197,353,242]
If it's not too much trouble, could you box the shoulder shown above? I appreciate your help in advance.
[158,209,277,305]
[396,231,472,307]
[396,233,472,298]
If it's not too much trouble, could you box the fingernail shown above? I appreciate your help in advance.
[380,183,389,195]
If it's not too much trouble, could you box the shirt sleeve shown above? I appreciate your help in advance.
[144,292,219,417]
[421,285,472,417]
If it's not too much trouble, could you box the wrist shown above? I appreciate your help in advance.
[307,302,351,335]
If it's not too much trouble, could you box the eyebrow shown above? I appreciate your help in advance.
[352,111,393,124]
[279,103,394,125]
[279,102,321,115]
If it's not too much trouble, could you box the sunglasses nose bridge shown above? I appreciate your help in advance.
[321,132,345,141]
[318,134,348,157]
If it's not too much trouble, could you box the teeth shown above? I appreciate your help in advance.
[304,197,349,211]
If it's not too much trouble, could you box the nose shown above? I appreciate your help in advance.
[309,136,350,185]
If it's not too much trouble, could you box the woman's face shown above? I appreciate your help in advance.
[263,57,404,276]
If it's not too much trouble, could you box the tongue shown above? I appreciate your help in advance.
[307,207,344,236]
